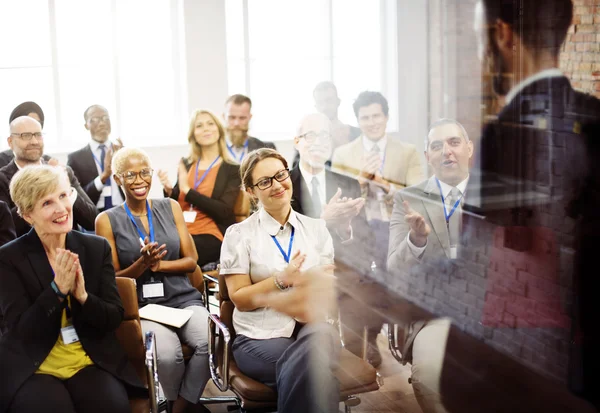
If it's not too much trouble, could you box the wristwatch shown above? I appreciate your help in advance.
[50,280,68,299]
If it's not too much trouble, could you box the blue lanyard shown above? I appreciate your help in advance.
[271,227,295,263]
[194,156,221,190]
[435,178,462,223]
[227,140,249,163]
[124,199,155,243]
[380,152,386,174]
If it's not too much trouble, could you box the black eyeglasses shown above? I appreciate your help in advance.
[252,169,290,190]
[119,168,154,184]
[10,132,44,141]
[88,115,110,124]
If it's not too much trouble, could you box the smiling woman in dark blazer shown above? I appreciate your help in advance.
[0,165,144,413]
[158,109,241,268]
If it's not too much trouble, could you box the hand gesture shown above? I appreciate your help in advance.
[178,161,191,195]
[72,262,89,304]
[359,152,382,181]
[321,188,365,229]
[53,248,79,296]
[140,237,168,271]
[47,157,60,167]
[279,250,307,287]
[100,146,114,183]
[403,200,430,247]
[112,137,124,152]
[157,169,173,197]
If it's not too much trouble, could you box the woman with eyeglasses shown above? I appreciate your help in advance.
[157,109,241,269]
[95,147,211,413]
[220,148,341,413]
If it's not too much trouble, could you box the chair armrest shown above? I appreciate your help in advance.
[208,313,231,392]
[145,331,160,413]
[202,273,219,311]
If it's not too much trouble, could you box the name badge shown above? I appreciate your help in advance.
[101,185,112,197]
[450,246,457,260]
[61,325,80,344]
[183,211,197,223]
[143,282,165,298]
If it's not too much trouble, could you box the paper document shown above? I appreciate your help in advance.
[139,304,193,328]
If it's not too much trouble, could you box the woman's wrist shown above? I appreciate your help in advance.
[273,271,289,291]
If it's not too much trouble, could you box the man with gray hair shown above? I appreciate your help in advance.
[387,118,473,413]
[0,116,97,236]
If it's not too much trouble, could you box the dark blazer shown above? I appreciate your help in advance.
[169,158,241,236]
[0,149,51,170]
[0,200,15,247]
[0,160,98,237]
[0,229,145,412]
[247,136,276,153]
[290,165,374,277]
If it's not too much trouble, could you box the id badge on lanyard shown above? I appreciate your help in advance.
[143,278,165,298]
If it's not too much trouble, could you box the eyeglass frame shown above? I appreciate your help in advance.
[250,168,290,190]
[88,115,111,124]
[298,131,331,143]
[10,132,44,141]
[117,168,154,184]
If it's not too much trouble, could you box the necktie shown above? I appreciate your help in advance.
[99,144,113,209]
[311,176,322,218]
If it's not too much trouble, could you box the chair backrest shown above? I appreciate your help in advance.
[217,272,236,339]
[115,277,147,387]
[234,191,251,223]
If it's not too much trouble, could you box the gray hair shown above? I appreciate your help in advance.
[425,118,470,149]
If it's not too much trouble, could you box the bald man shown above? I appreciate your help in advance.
[289,113,385,367]
[0,116,97,236]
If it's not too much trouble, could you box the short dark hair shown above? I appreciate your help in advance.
[226,94,252,109]
[352,91,389,119]
[313,81,338,98]
[83,104,108,121]
[481,0,573,57]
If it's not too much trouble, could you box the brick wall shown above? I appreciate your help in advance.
[560,0,600,99]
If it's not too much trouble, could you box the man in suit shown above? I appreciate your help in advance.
[223,94,275,163]
[332,91,425,270]
[388,118,473,413]
[0,116,97,236]
[0,200,15,246]
[472,0,600,408]
[290,113,385,367]
[0,101,51,169]
[67,105,124,211]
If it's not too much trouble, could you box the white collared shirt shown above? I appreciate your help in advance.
[298,162,327,207]
[15,159,43,170]
[225,136,248,163]
[362,134,388,159]
[504,68,564,106]
[89,139,123,209]
[407,175,469,257]
[220,207,334,339]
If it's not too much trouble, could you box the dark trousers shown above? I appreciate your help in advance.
[8,366,130,413]
[191,233,222,268]
[232,323,341,413]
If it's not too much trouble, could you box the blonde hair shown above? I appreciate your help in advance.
[111,147,152,175]
[10,165,67,216]
[186,109,234,164]
[239,148,288,191]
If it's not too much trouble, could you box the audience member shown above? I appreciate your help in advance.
[388,119,473,412]
[0,116,97,236]
[0,101,51,169]
[220,147,340,413]
[289,113,384,367]
[0,165,145,413]
[95,147,210,413]
[292,82,360,169]
[473,0,600,409]
[158,110,240,269]
[0,200,15,246]
[332,91,424,270]
[67,105,124,212]
[223,94,275,163]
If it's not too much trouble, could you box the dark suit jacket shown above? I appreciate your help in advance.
[473,75,600,407]
[67,144,124,205]
[169,159,240,236]
[0,149,51,170]
[0,200,15,247]
[247,136,276,153]
[290,165,374,278]
[0,160,98,236]
[0,230,145,412]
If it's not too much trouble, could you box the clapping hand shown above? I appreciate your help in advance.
[53,248,79,297]
[321,188,365,230]
[72,261,88,304]
[157,169,173,196]
[177,161,191,195]
[403,200,430,247]
[140,237,168,272]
